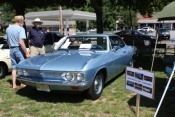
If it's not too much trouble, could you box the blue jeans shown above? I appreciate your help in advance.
[10,47,25,70]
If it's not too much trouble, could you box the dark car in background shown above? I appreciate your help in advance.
[115,30,157,47]
[156,28,170,40]
[44,31,64,45]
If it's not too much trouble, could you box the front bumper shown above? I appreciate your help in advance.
[17,77,90,92]
[158,35,170,39]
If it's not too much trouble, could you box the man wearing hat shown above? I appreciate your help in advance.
[4,15,30,90]
[28,18,45,57]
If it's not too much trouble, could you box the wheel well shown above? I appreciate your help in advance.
[132,54,137,60]
[0,62,8,74]
[97,68,107,82]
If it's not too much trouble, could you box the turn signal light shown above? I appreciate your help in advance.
[71,86,79,90]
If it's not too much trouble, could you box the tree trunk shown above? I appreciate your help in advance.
[90,0,103,34]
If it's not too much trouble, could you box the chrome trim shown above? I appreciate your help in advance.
[17,77,89,87]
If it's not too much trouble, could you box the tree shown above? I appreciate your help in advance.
[0,0,87,33]
[1,0,174,34]
[90,0,175,33]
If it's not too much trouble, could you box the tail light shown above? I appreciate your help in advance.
[121,37,124,40]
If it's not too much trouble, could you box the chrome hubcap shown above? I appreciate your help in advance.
[94,76,102,94]
[0,67,2,76]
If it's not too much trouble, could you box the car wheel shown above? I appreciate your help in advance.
[144,40,151,46]
[129,58,134,67]
[0,64,6,78]
[87,72,104,100]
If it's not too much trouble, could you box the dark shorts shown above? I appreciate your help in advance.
[10,47,25,70]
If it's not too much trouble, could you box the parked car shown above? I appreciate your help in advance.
[89,28,97,32]
[0,36,55,78]
[0,38,11,78]
[16,34,136,100]
[156,28,170,40]
[137,29,147,34]
[45,31,64,45]
[115,30,157,47]
[142,27,154,33]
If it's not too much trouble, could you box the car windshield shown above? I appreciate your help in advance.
[58,36,107,51]
[159,29,168,32]
[0,39,9,49]
[133,30,145,35]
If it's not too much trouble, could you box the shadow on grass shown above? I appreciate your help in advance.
[16,86,86,103]
[6,79,86,103]
[134,53,165,72]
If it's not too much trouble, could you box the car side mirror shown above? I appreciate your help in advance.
[112,46,119,51]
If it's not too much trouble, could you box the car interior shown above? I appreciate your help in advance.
[60,37,107,50]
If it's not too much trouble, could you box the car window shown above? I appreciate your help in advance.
[109,36,125,49]
[123,31,131,35]
[58,36,107,51]
[0,40,9,49]
[132,31,142,36]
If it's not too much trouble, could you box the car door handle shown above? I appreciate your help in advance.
[123,51,126,53]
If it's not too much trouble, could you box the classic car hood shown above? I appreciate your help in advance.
[17,51,102,71]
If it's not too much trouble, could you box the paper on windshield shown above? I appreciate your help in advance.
[79,44,91,50]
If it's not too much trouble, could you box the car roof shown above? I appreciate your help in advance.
[119,30,138,32]
[68,34,118,38]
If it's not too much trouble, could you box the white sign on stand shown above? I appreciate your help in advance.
[126,67,155,99]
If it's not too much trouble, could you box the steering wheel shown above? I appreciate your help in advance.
[91,45,104,50]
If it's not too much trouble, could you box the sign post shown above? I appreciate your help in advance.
[136,94,140,117]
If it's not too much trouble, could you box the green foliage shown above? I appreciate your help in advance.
[0,31,5,36]
[0,4,15,25]
[0,0,174,33]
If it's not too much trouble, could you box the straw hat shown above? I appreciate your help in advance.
[12,15,25,22]
[32,18,43,24]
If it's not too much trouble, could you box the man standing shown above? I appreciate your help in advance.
[4,15,30,90]
[28,18,45,57]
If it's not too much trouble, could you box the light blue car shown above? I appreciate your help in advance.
[17,34,136,100]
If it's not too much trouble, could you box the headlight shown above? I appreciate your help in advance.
[23,70,29,77]
[61,72,85,81]
[65,73,74,81]
[77,73,85,81]
[17,69,29,77]
[17,69,23,76]
[61,72,74,81]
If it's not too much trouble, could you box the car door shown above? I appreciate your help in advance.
[132,30,144,46]
[107,36,128,80]
[122,30,133,45]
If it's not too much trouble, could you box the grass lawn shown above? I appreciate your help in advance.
[0,54,175,117]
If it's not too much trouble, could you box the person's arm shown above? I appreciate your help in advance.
[28,39,31,53]
[27,29,31,53]
[19,39,30,58]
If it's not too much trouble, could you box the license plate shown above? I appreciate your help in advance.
[164,35,166,36]
[36,84,50,92]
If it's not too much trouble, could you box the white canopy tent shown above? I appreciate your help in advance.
[25,10,96,35]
